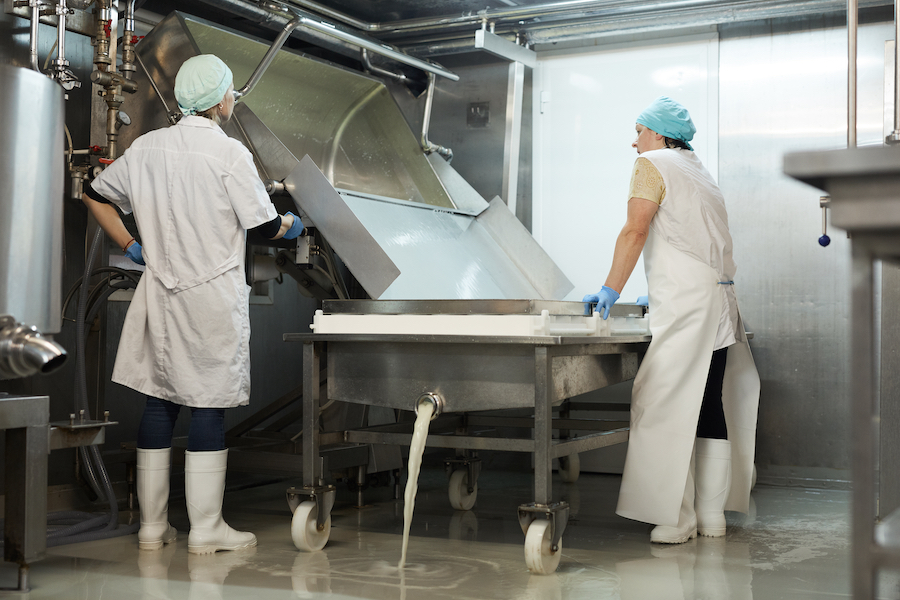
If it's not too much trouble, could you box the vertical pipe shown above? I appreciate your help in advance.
[502,61,526,216]
[29,3,40,72]
[120,0,137,80]
[895,0,900,134]
[851,245,876,599]
[848,0,858,148]
[889,0,900,143]
[421,73,436,149]
[56,0,66,66]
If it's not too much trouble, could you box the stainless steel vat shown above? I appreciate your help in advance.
[0,65,64,334]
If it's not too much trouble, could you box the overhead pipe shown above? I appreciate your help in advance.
[296,0,892,50]
[194,0,458,81]
[234,14,303,101]
[360,48,408,83]
[420,73,453,162]
[290,0,868,36]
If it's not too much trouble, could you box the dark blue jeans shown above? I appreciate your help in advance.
[137,396,226,451]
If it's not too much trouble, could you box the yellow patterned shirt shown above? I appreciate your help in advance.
[628,157,666,204]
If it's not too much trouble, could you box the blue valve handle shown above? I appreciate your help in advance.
[819,204,830,247]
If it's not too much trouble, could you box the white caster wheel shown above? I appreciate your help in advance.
[292,501,331,552]
[558,453,580,483]
[448,469,477,511]
[524,519,562,574]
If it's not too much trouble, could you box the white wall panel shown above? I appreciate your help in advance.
[533,35,718,302]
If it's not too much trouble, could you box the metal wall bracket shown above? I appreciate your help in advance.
[49,419,116,451]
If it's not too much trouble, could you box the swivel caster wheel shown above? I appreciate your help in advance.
[558,453,580,483]
[292,501,331,552]
[448,468,477,511]
[524,519,562,574]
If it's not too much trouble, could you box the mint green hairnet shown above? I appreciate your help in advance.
[174,55,233,116]
[636,96,696,150]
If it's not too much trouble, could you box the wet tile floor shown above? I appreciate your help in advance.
[0,465,882,599]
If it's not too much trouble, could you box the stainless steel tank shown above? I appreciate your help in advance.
[0,65,65,334]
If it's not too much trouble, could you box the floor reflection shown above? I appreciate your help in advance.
[0,466,858,600]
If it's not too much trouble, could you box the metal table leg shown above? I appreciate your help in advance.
[851,244,876,599]
[288,341,335,537]
[534,346,552,506]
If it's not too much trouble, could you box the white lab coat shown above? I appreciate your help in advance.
[91,116,277,408]
[615,148,760,526]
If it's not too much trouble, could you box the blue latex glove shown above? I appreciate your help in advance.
[125,241,145,266]
[282,212,304,240]
[636,295,649,306]
[582,286,620,319]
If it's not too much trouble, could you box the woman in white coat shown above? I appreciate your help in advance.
[583,96,760,544]
[82,54,305,554]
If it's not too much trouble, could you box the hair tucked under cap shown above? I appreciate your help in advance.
[636,96,696,151]
[174,54,234,116]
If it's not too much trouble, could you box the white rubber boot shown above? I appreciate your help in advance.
[650,457,697,544]
[137,448,178,551]
[695,438,732,537]
[185,449,257,554]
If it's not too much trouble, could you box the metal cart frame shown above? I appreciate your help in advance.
[283,330,649,566]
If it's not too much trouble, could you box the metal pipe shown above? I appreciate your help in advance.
[0,318,67,379]
[120,0,137,80]
[889,0,900,144]
[848,0,858,148]
[30,1,41,72]
[415,393,444,421]
[286,0,370,31]
[56,0,66,65]
[135,52,180,125]
[292,11,459,81]
[326,84,383,182]
[360,48,408,83]
[234,15,303,101]
[377,0,889,36]
[194,0,458,81]
[420,74,453,161]
[123,0,134,33]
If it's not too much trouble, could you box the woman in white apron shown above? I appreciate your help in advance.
[583,96,760,544]
[82,55,305,554]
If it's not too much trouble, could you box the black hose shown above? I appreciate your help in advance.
[61,267,141,322]
[49,226,134,547]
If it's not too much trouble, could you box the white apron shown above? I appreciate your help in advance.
[615,150,760,526]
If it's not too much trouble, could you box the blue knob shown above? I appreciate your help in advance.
[818,234,831,247]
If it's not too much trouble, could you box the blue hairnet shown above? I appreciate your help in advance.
[174,55,234,116]
[636,96,696,151]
